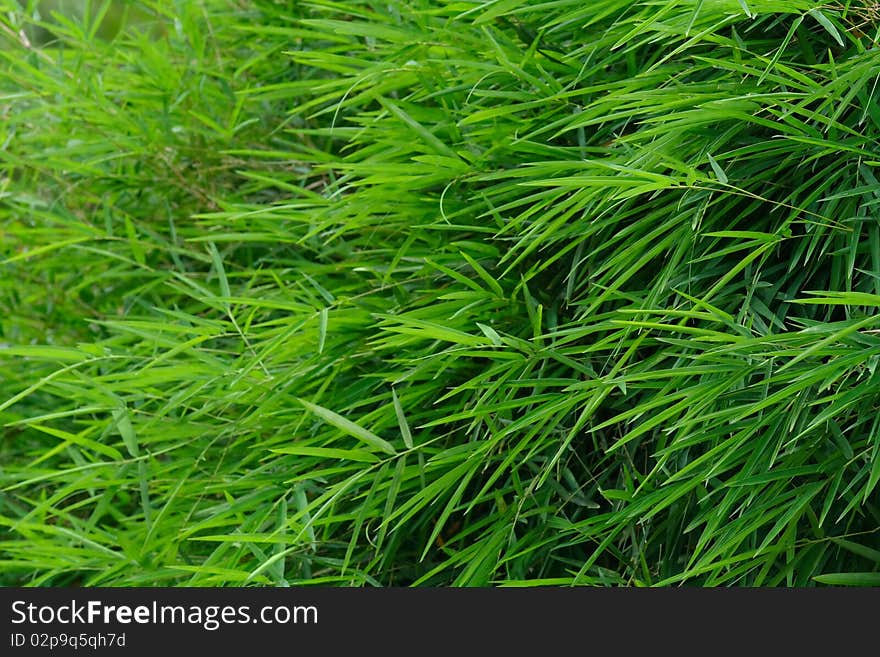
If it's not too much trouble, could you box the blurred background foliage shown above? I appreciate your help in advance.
[18,1,161,43]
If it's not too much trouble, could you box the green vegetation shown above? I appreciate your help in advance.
[2,0,880,586]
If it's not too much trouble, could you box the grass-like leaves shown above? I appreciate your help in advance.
[1,0,879,586]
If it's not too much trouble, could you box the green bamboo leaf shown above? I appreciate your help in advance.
[0,345,90,362]
[27,423,123,461]
[706,153,728,184]
[269,446,380,463]
[813,573,880,586]
[808,9,844,47]
[318,307,328,355]
[298,399,396,455]
[831,539,880,564]
[391,388,413,449]
[112,407,138,458]
[208,241,231,308]
[476,322,503,347]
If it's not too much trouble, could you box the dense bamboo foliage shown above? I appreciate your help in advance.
[2,0,879,586]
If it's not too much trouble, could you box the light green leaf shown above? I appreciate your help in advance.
[813,573,880,586]
[299,399,396,455]
[808,9,844,47]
